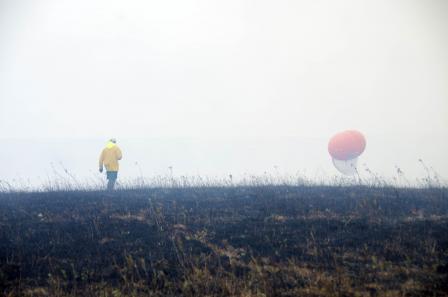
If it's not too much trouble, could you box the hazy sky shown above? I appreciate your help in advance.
[1,0,447,186]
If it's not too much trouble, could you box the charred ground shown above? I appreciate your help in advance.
[1,186,447,296]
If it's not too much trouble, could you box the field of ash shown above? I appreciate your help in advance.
[1,185,447,296]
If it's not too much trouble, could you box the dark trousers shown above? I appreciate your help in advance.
[106,171,118,190]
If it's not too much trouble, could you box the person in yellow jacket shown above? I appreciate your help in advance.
[99,138,122,190]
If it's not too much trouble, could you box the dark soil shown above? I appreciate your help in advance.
[1,186,447,296]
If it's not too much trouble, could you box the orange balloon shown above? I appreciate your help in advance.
[328,130,366,160]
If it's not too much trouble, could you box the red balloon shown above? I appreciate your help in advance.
[328,130,366,160]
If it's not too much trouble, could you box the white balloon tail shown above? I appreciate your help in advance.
[332,158,358,175]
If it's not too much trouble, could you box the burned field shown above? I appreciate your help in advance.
[1,186,448,296]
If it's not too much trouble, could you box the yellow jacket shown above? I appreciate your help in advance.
[99,142,122,172]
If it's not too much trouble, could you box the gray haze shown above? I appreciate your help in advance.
[1,0,448,187]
